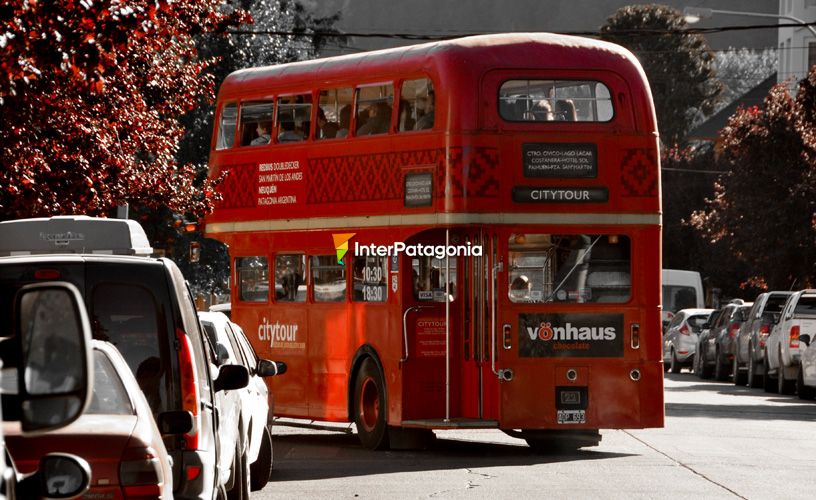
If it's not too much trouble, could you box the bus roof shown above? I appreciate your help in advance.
[219,33,646,98]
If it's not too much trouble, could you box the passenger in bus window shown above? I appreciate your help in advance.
[278,120,302,142]
[336,105,352,138]
[554,99,577,121]
[357,102,391,135]
[510,275,531,301]
[250,121,271,145]
[317,108,339,139]
[532,100,553,121]
[414,90,434,130]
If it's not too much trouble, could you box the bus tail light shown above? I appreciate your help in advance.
[175,328,200,450]
[790,325,801,349]
[679,324,690,336]
[120,446,163,499]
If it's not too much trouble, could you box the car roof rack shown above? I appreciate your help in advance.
[0,215,153,257]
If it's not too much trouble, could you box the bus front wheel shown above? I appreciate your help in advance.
[354,358,389,450]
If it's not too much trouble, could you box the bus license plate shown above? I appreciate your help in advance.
[557,409,586,424]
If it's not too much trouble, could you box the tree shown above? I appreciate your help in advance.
[600,5,723,146]
[0,1,248,221]
[714,47,777,114]
[691,68,816,291]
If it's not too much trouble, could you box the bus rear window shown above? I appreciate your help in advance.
[216,103,237,149]
[508,234,630,303]
[499,80,613,122]
[237,257,269,302]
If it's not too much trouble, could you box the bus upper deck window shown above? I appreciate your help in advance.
[498,80,614,122]
[239,101,274,147]
[398,78,434,132]
[276,94,313,142]
[317,88,353,140]
[356,84,394,136]
[216,103,237,150]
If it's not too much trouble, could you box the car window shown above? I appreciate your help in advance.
[687,314,709,332]
[764,294,791,313]
[231,323,258,368]
[86,350,134,415]
[201,322,220,363]
[736,305,752,321]
[668,313,684,330]
[712,308,730,328]
[224,323,246,366]
[794,296,816,316]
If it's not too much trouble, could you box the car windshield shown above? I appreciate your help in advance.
[86,350,134,415]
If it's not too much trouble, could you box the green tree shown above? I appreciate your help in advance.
[600,4,723,146]
[691,69,816,291]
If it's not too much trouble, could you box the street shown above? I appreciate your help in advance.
[260,374,816,499]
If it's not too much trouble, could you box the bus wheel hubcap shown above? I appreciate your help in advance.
[360,377,379,432]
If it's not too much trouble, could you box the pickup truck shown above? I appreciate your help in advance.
[765,290,816,395]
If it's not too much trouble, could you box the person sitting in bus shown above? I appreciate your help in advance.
[336,104,352,138]
[532,100,553,121]
[278,119,302,142]
[357,102,390,135]
[414,90,434,130]
[317,108,339,139]
[510,275,531,301]
[554,99,577,121]
[250,121,271,145]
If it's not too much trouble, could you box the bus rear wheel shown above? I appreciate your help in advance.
[354,358,389,450]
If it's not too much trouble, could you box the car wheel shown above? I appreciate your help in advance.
[733,353,747,386]
[747,344,761,388]
[714,349,729,381]
[700,348,714,379]
[250,426,273,491]
[796,363,815,400]
[354,358,389,450]
[778,352,796,395]
[670,349,681,374]
[763,355,777,393]
[227,440,250,500]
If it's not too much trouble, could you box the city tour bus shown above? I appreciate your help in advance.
[205,33,664,450]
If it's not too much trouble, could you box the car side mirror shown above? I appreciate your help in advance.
[215,343,230,365]
[257,359,287,377]
[158,410,194,435]
[17,453,92,499]
[214,364,249,392]
[14,282,93,433]
[800,334,811,347]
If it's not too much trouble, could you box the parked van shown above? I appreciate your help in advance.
[0,216,249,499]
[662,269,705,329]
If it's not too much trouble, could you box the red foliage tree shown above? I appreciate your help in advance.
[691,68,816,290]
[0,1,248,219]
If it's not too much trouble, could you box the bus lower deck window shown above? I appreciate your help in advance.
[352,256,387,303]
[312,255,346,302]
[236,256,269,302]
[275,254,306,302]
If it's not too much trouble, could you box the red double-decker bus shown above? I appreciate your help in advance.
[205,33,663,450]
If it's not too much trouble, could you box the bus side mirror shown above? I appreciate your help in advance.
[14,282,93,433]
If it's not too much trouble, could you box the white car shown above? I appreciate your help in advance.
[198,311,285,494]
[663,308,713,373]
[765,290,816,395]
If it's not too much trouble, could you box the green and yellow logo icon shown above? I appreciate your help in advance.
[332,233,356,264]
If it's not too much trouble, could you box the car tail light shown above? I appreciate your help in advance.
[120,446,163,499]
[679,324,690,336]
[759,325,770,348]
[728,322,740,339]
[186,465,202,481]
[176,328,200,450]
[790,325,800,349]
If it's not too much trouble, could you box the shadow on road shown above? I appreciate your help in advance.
[270,432,634,482]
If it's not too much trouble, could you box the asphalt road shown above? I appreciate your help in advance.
[257,373,816,499]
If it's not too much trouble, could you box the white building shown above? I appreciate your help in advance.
[778,0,816,88]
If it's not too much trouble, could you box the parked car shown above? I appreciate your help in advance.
[0,216,249,499]
[0,281,95,499]
[713,303,752,381]
[696,301,747,380]
[663,308,713,373]
[5,340,179,498]
[693,308,723,378]
[765,290,816,395]
[199,311,286,495]
[797,329,816,399]
[733,291,792,387]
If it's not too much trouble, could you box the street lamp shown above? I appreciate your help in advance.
[683,6,816,37]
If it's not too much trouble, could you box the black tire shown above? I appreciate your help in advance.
[763,355,777,393]
[354,358,389,450]
[714,349,729,381]
[733,353,747,386]
[227,440,250,500]
[700,348,714,379]
[797,364,816,400]
[778,353,796,395]
[669,349,681,374]
[250,426,273,491]
[663,360,670,373]
[748,344,762,388]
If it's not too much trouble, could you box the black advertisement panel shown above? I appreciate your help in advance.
[512,186,608,203]
[523,143,597,178]
[404,172,433,207]
[518,313,624,358]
